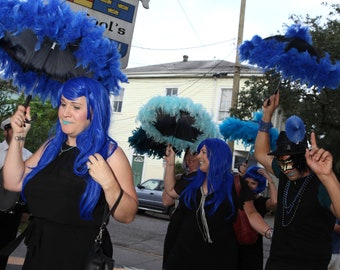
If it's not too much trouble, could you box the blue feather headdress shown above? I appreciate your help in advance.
[135,95,221,155]
[239,24,340,90]
[219,111,278,153]
[0,0,127,106]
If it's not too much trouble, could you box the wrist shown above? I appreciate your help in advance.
[14,135,25,141]
[258,119,273,133]
[264,227,274,239]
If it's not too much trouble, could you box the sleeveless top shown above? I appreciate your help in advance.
[22,144,111,270]
[269,161,335,265]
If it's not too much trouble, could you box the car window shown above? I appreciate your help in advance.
[158,181,164,191]
[142,180,160,190]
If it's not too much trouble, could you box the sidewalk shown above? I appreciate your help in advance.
[5,215,274,270]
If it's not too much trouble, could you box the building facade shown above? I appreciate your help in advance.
[110,56,264,185]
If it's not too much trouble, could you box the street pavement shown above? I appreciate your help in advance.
[5,215,274,270]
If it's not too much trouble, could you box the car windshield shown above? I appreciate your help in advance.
[141,180,164,191]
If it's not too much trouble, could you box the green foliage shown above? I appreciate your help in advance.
[175,161,185,175]
[0,84,58,153]
[230,3,340,177]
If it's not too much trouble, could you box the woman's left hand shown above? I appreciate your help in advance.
[87,153,115,188]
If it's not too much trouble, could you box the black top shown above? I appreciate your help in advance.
[164,174,238,270]
[267,161,335,268]
[23,145,111,270]
[238,176,269,270]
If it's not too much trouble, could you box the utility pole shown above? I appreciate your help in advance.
[229,0,246,152]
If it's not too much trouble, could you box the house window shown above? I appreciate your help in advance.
[218,88,232,120]
[112,88,124,112]
[166,88,178,96]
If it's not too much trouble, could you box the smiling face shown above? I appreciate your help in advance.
[184,151,199,173]
[58,95,91,143]
[197,145,209,173]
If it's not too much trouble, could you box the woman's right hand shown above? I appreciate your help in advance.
[164,144,175,165]
[11,105,32,137]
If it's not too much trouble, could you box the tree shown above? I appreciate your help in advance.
[0,81,58,152]
[230,3,340,177]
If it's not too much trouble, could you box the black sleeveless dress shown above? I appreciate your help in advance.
[23,145,111,270]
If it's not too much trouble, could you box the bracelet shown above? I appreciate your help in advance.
[258,119,273,133]
[111,188,124,215]
[166,163,175,166]
[14,136,25,141]
[264,228,274,239]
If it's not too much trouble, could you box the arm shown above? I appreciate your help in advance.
[3,105,43,191]
[258,168,277,210]
[163,145,180,199]
[88,147,138,224]
[243,200,273,238]
[305,132,340,219]
[162,190,175,206]
[334,223,340,234]
[254,92,280,174]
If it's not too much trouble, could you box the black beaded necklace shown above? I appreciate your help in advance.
[281,173,313,227]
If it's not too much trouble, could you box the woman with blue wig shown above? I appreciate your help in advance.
[2,77,138,270]
[163,138,239,270]
[238,165,277,270]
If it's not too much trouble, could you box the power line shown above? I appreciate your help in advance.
[131,38,235,51]
[176,0,204,45]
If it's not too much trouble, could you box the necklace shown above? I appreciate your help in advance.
[59,145,76,156]
[196,186,213,243]
[281,173,313,227]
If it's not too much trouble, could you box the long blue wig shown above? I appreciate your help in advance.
[22,77,117,220]
[244,166,267,194]
[182,138,235,218]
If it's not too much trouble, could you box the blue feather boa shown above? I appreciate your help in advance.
[136,96,221,153]
[239,24,340,90]
[0,0,127,105]
[219,111,278,153]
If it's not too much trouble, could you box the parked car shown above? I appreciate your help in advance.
[135,178,175,216]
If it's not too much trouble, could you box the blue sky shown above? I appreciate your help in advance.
[127,0,334,68]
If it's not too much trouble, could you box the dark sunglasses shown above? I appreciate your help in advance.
[4,124,12,131]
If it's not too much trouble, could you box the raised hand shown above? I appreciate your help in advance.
[305,132,333,177]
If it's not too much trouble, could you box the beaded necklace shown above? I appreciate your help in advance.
[281,173,313,227]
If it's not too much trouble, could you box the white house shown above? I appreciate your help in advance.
[109,55,264,185]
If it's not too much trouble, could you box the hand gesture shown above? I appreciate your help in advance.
[305,132,333,177]
[11,105,32,136]
[257,168,271,179]
[164,144,175,165]
[262,90,280,121]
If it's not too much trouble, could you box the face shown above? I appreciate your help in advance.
[245,177,259,191]
[3,124,13,144]
[197,145,209,173]
[238,162,247,176]
[276,155,301,181]
[58,96,90,140]
[184,151,199,172]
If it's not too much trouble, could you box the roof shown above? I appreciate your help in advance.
[123,58,263,78]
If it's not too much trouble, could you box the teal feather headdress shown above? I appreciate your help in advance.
[219,111,278,153]
[134,95,221,156]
